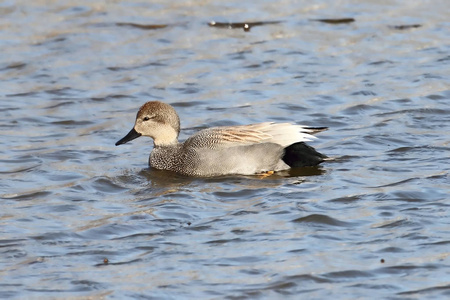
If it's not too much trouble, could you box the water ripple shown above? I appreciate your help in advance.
[1,1,449,299]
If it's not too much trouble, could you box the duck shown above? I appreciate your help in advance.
[115,101,327,176]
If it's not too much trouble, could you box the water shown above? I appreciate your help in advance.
[1,0,449,298]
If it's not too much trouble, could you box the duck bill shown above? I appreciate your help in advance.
[115,128,142,146]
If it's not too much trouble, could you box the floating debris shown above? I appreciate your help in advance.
[208,21,281,32]
[116,22,168,30]
[389,24,422,30]
[312,18,355,24]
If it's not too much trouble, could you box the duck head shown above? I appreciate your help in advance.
[115,101,180,147]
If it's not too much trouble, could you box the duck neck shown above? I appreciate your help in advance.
[153,128,179,147]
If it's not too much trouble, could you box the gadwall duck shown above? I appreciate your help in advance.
[116,101,327,176]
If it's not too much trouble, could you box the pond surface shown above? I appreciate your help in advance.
[1,0,449,298]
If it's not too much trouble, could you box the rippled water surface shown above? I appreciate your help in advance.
[1,0,449,298]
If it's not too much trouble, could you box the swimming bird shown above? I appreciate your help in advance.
[115,101,327,176]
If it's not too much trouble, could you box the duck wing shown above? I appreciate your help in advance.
[184,122,326,149]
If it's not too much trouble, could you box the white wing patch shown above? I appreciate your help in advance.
[252,122,319,147]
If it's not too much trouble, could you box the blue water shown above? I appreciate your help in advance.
[1,0,449,298]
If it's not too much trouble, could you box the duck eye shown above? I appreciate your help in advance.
[143,116,151,121]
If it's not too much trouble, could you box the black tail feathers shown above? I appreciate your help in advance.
[282,142,327,167]
[305,127,328,135]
